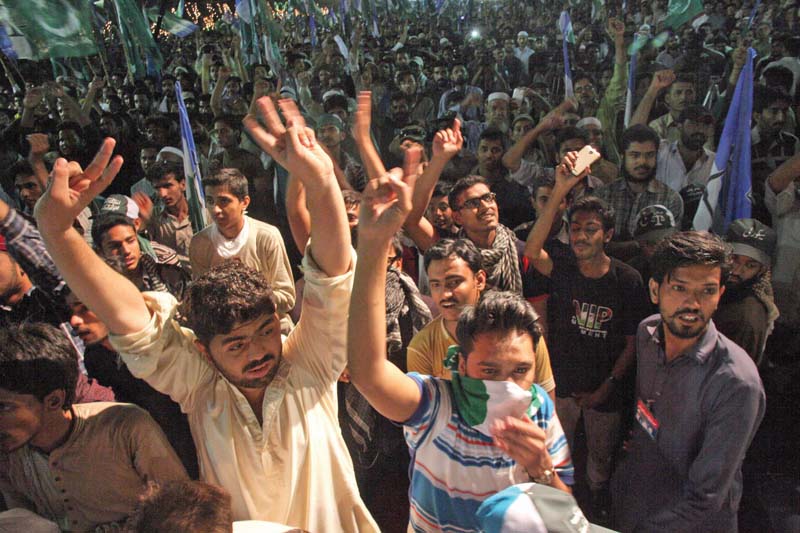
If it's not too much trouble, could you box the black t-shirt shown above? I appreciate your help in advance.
[547,255,648,405]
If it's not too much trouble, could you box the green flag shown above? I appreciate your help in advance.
[145,7,198,37]
[112,0,163,78]
[0,0,97,60]
[663,0,703,29]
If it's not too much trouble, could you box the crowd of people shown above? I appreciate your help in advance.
[1,0,799,531]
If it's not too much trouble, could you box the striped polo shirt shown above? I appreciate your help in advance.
[404,373,573,532]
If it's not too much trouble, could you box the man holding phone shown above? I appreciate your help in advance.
[524,154,649,522]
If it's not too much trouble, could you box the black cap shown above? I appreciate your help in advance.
[633,205,678,242]
[725,218,776,266]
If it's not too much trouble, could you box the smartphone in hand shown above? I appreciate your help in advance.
[571,145,601,176]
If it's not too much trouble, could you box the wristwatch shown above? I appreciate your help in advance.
[533,468,554,485]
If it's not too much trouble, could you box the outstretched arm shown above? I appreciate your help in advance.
[403,119,463,252]
[348,149,423,423]
[630,69,675,128]
[523,152,584,275]
[244,97,350,277]
[34,139,151,335]
[352,91,387,182]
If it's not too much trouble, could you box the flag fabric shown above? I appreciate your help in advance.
[176,0,185,17]
[624,53,637,128]
[0,0,98,60]
[747,0,761,30]
[310,14,318,47]
[693,48,756,234]
[0,24,16,60]
[663,0,703,29]
[624,32,648,128]
[451,371,535,436]
[591,0,604,21]
[112,0,163,78]
[175,82,209,233]
[558,11,575,99]
[146,8,198,38]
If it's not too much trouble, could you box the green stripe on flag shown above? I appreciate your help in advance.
[663,0,703,29]
[0,0,98,59]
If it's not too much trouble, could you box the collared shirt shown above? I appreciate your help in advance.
[595,178,684,241]
[655,139,715,192]
[0,402,187,532]
[613,316,765,532]
[110,249,379,532]
[147,209,193,260]
[514,47,535,76]
[649,113,715,152]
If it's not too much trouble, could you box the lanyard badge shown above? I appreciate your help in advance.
[636,398,660,440]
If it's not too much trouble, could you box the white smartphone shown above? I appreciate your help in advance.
[512,87,526,102]
[571,145,601,176]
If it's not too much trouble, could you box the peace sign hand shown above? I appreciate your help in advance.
[35,138,123,235]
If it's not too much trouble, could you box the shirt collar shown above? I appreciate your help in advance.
[646,318,719,365]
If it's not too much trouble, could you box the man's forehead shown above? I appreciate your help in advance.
[669,264,722,284]
[479,139,503,149]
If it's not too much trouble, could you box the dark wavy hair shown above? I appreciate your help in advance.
[456,291,541,358]
[181,261,276,346]
[649,231,732,285]
[0,322,79,409]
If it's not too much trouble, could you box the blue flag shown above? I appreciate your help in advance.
[175,81,209,233]
[0,24,16,59]
[559,11,574,99]
[693,48,755,234]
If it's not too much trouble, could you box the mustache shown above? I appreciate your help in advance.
[243,354,275,372]
[671,308,704,319]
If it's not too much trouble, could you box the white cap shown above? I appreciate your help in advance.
[157,146,184,162]
[517,31,529,38]
[487,92,510,103]
[576,117,602,129]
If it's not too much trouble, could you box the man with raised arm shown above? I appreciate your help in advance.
[33,98,378,532]
[348,149,573,532]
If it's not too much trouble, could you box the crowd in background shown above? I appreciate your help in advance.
[1,0,799,531]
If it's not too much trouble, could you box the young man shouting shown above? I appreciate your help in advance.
[33,99,378,532]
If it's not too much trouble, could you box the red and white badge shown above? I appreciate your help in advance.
[636,398,659,441]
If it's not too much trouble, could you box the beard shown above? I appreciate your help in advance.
[622,160,656,183]
[230,353,280,389]
[662,308,709,339]
[682,132,707,151]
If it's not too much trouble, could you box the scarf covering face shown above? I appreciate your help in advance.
[451,370,539,437]
[459,224,523,293]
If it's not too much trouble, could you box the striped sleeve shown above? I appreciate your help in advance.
[403,373,445,451]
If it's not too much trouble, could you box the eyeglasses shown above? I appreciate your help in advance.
[457,192,496,210]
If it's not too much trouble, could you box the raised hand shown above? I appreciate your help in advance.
[358,147,420,243]
[27,133,50,159]
[352,91,373,143]
[432,118,463,160]
[650,69,676,92]
[131,191,154,224]
[554,150,587,192]
[607,17,625,41]
[35,138,123,235]
[243,97,334,187]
